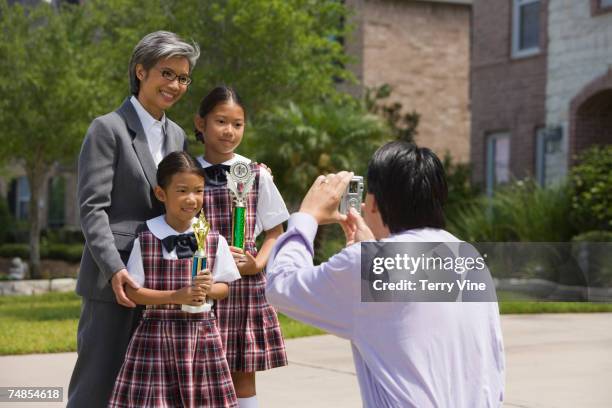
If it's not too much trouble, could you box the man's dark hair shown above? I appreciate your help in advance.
[367,141,448,233]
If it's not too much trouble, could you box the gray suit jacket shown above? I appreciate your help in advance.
[76,98,187,301]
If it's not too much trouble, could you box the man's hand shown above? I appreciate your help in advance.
[299,171,354,225]
[340,207,375,246]
[111,269,140,308]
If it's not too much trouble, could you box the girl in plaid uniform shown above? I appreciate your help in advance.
[194,86,289,408]
[108,151,241,408]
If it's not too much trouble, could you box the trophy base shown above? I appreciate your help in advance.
[181,304,211,314]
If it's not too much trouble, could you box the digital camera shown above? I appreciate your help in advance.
[339,176,364,215]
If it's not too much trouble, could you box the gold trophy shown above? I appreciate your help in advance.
[182,211,212,313]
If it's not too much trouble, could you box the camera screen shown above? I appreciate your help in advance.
[348,181,359,194]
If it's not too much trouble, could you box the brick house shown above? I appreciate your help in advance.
[344,0,473,163]
[471,0,612,192]
[0,166,78,230]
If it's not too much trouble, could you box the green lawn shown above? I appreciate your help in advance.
[0,292,611,355]
[0,292,324,355]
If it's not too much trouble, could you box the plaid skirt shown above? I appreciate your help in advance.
[216,272,288,372]
[108,309,237,408]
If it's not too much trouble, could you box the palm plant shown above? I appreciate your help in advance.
[245,101,389,209]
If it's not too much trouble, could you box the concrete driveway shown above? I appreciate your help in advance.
[0,313,610,407]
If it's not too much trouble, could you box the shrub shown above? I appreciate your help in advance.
[41,228,84,245]
[448,180,575,242]
[0,243,29,259]
[0,243,82,263]
[248,100,388,207]
[45,244,83,263]
[571,231,612,287]
[571,230,612,243]
[570,145,612,232]
[442,154,481,225]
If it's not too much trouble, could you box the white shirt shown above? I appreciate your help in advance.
[130,96,166,166]
[127,216,241,297]
[266,213,505,408]
[196,154,290,237]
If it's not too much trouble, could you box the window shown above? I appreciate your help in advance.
[536,127,566,187]
[16,176,30,221]
[486,132,510,195]
[47,176,66,228]
[592,0,612,15]
[512,0,541,58]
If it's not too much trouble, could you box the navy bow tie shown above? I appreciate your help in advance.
[203,164,231,187]
[161,233,198,259]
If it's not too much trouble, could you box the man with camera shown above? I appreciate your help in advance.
[265,141,505,407]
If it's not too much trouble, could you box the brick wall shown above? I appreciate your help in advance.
[345,0,472,163]
[547,0,612,160]
[470,0,548,185]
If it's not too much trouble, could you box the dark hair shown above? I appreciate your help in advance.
[194,86,246,143]
[366,141,448,233]
[156,151,204,189]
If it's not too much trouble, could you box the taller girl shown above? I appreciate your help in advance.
[194,86,288,408]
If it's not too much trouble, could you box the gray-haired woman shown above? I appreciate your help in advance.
[67,31,199,408]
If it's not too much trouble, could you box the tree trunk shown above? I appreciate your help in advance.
[27,164,51,279]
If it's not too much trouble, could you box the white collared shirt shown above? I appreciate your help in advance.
[196,154,290,237]
[130,96,167,166]
[127,215,241,290]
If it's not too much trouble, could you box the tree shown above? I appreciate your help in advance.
[0,0,357,276]
[173,0,353,122]
[0,1,106,277]
[365,84,420,143]
[72,0,354,141]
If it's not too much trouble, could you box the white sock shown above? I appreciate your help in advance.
[237,396,258,408]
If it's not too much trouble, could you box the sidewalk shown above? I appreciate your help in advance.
[1,313,611,407]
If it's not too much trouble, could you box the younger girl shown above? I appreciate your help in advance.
[108,151,241,408]
[194,86,289,408]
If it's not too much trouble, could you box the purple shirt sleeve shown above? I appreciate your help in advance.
[266,212,358,339]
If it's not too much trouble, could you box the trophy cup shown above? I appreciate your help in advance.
[226,162,255,249]
[181,211,212,313]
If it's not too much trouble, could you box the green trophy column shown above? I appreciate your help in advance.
[233,206,246,249]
